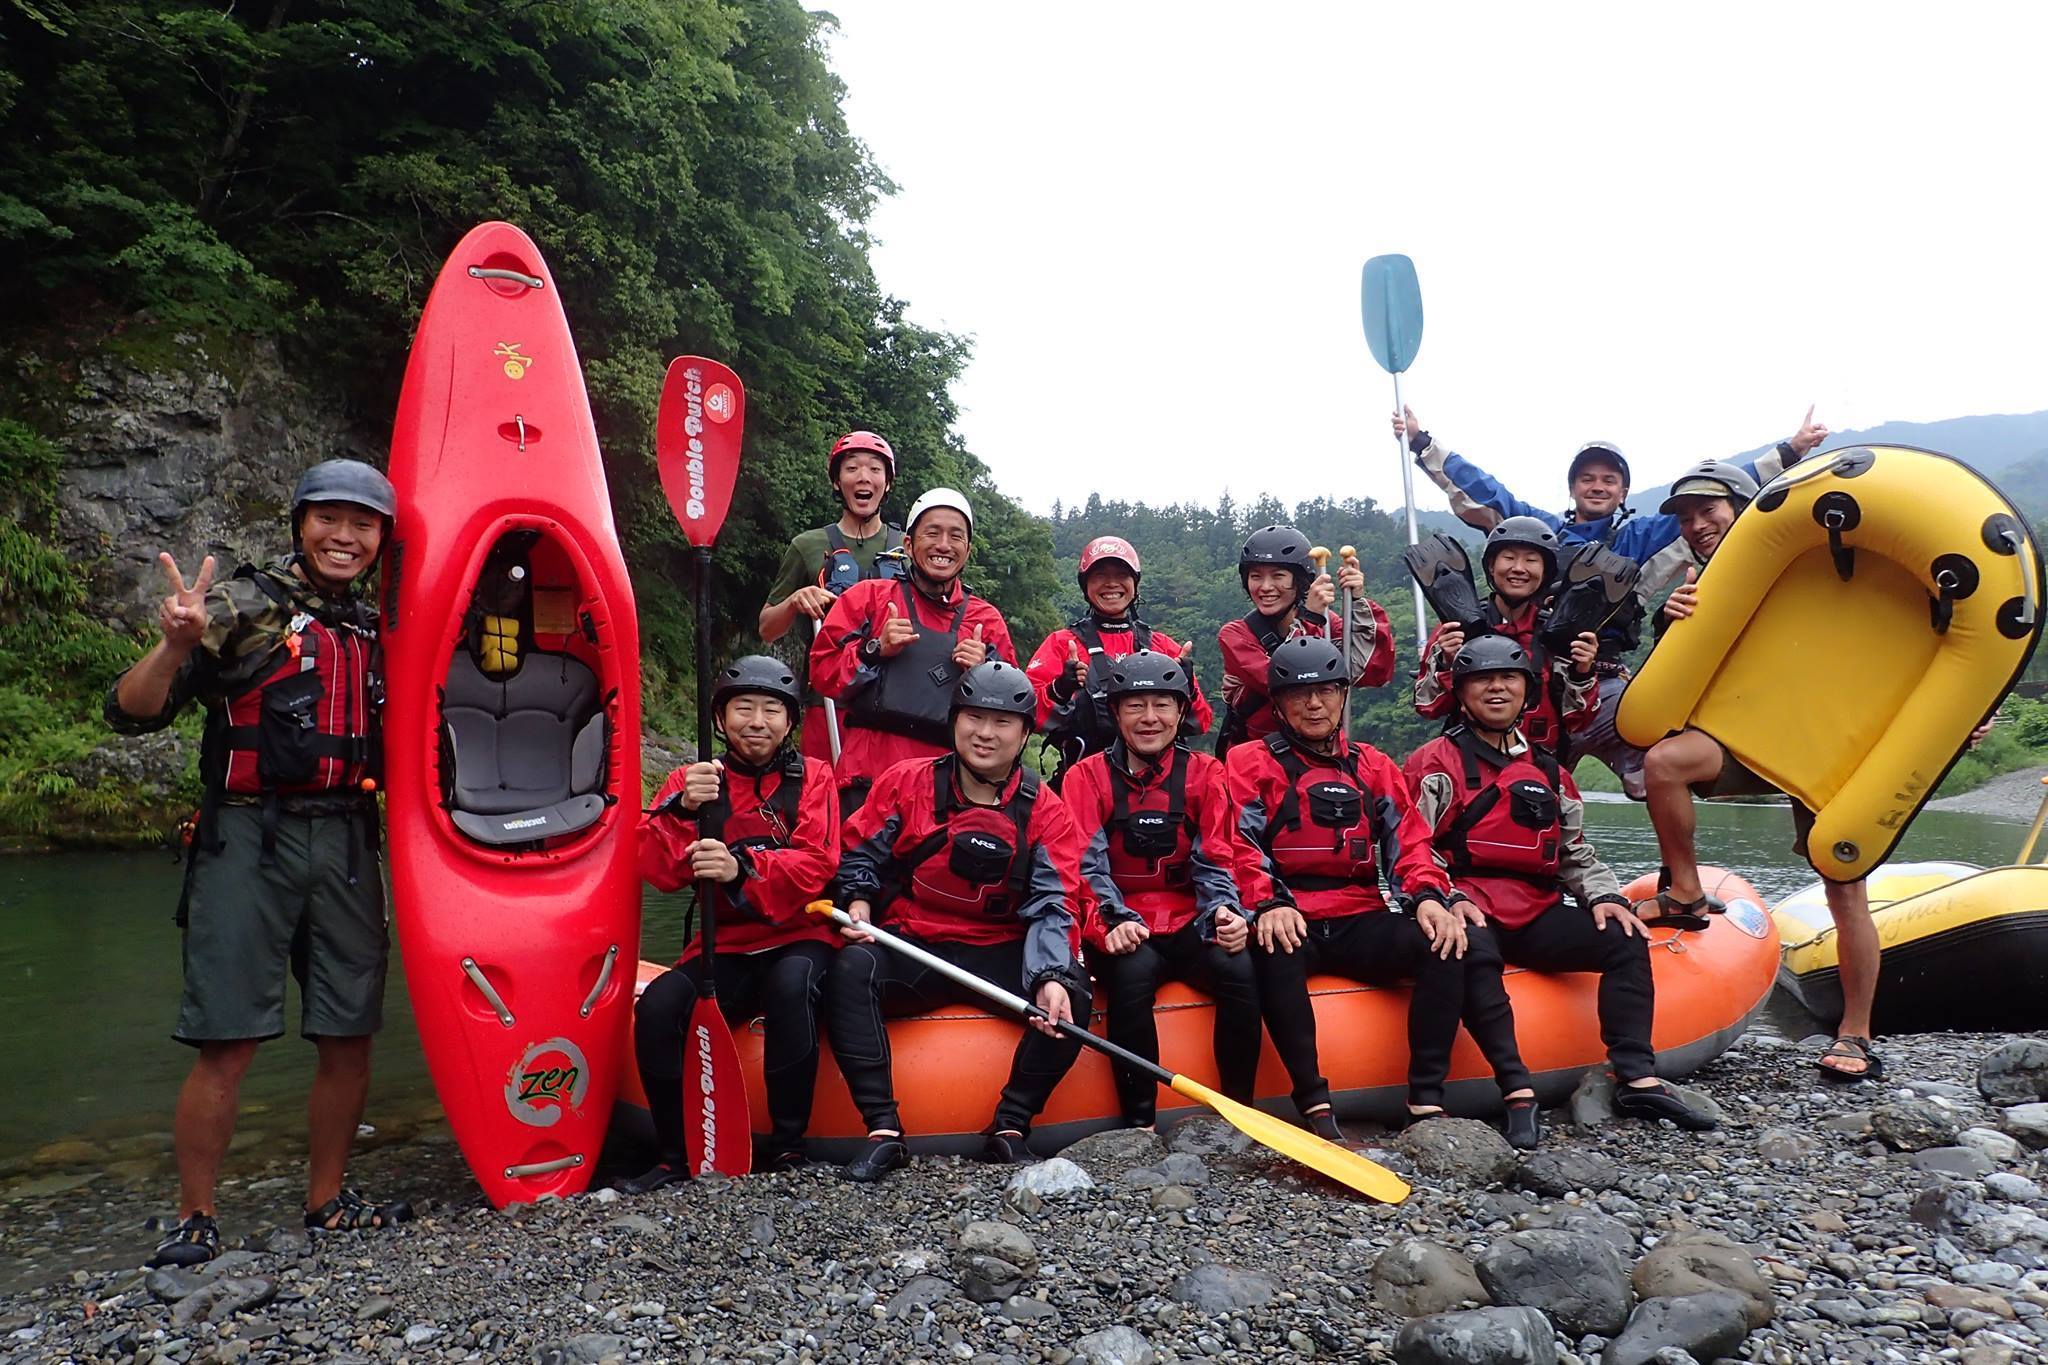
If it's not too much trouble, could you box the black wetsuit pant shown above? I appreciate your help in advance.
[1254,910,1532,1111]
[1092,921,1261,1125]
[827,935,1092,1137]
[1485,902,1657,1084]
[634,941,834,1160]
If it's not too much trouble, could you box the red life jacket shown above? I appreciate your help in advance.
[1259,731,1377,893]
[1104,743,1196,894]
[887,757,1041,940]
[698,750,805,926]
[1435,728,1565,929]
[216,571,377,799]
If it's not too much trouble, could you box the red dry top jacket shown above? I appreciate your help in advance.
[1411,595,1596,755]
[639,751,841,957]
[1216,600,1394,748]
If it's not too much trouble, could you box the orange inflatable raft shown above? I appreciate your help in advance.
[615,867,1777,1157]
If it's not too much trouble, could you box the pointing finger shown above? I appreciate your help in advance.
[1802,404,1815,428]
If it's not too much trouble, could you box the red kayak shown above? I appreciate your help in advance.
[382,222,642,1206]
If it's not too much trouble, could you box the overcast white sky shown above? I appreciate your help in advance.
[821,2,2048,517]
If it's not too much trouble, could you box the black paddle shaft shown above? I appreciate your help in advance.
[693,545,719,995]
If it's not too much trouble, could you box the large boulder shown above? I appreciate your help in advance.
[1630,1231,1775,1329]
[1373,1238,1489,1317]
[1474,1229,1632,1337]
[1604,1292,1751,1365]
[1871,1098,1963,1152]
[1400,1117,1519,1186]
[1977,1039,2048,1104]
[1392,1307,1558,1365]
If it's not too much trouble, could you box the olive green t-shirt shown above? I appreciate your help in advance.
[765,524,899,605]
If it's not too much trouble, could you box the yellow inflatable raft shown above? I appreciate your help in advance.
[1773,860,2048,1033]
[1619,446,2042,881]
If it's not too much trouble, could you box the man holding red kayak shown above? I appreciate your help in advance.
[1061,650,1256,1129]
[626,655,841,1190]
[826,660,1092,1180]
[759,431,907,760]
[808,487,1017,810]
[105,459,410,1267]
[1026,535,1214,778]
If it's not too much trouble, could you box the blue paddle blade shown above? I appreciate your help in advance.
[1361,254,1424,374]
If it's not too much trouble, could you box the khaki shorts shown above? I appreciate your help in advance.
[176,804,388,1044]
[1689,736,1816,858]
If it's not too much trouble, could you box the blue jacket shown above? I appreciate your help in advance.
[1413,436,1802,651]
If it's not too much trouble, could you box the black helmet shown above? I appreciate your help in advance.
[1659,460,1760,514]
[1482,516,1560,585]
[1238,525,1315,594]
[1267,636,1347,693]
[712,654,801,714]
[1450,634,1540,686]
[953,660,1037,727]
[1568,441,1631,490]
[1104,649,1192,704]
[291,459,396,523]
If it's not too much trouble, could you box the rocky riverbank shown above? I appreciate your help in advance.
[5,1030,2048,1365]
[1929,767,2048,823]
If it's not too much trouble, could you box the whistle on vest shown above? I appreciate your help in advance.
[286,611,314,670]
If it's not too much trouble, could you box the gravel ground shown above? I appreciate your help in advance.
[4,1028,2047,1365]
[1928,767,2048,821]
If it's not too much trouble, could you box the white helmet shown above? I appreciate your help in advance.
[906,486,974,537]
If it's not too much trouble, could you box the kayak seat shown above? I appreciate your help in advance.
[441,648,609,845]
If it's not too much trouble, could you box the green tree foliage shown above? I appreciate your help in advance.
[0,0,1054,737]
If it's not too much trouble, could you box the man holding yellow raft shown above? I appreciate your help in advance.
[1637,460,1991,1082]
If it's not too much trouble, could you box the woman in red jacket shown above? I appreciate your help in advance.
[1405,636,1716,1139]
[827,661,1092,1181]
[1226,637,1538,1146]
[626,656,841,1190]
[1060,650,1254,1128]
[1216,525,1392,755]
[1025,536,1214,777]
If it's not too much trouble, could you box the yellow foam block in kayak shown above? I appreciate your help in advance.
[1618,447,2042,882]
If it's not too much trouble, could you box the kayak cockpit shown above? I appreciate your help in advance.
[438,528,617,847]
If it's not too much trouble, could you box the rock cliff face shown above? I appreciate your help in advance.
[48,336,376,629]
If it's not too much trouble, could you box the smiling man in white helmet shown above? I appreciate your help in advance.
[809,487,1018,811]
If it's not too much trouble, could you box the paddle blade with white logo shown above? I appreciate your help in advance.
[657,357,745,549]
[683,992,752,1176]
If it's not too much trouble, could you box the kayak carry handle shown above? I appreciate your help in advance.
[579,944,619,1018]
[504,1153,583,1180]
[461,957,515,1028]
[468,265,545,290]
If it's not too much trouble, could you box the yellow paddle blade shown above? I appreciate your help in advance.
[1167,1074,1410,1204]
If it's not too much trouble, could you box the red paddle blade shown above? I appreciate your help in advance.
[657,356,745,548]
[681,999,752,1176]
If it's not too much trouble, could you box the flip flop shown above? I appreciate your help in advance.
[1816,1035,1885,1083]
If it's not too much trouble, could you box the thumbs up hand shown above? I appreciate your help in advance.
[1663,566,1700,623]
[952,620,990,668]
[877,599,921,657]
[1061,638,1085,685]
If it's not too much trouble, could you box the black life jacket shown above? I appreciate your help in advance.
[819,523,907,595]
[845,578,967,746]
[1044,615,1156,770]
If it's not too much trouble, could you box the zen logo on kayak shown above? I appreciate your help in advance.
[493,342,534,380]
[504,1037,591,1128]
[680,367,711,519]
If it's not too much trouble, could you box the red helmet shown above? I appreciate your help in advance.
[829,430,896,480]
[1077,535,1141,589]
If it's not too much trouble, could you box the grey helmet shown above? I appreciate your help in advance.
[712,654,801,714]
[1659,460,1760,514]
[1104,649,1192,703]
[1266,636,1347,693]
[1482,515,1561,585]
[1568,440,1631,489]
[1450,633,1540,686]
[291,459,396,522]
[953,660,1037,727]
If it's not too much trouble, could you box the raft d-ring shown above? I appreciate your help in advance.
[1657,932,1690,956]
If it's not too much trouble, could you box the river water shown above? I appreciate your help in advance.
[0,799,2031,1168]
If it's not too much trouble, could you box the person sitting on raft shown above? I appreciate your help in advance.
[625,655,841,1190]
[758,430,906,761]
[827,660,1092,1180]
[1635,460,1992,1082]
[1394,406,1829,796]
[1025,535,1215,780]
[1225,637,1539,1147]
[1060,650,1255,1130]
[106,459,409,1266]
[1413,515,1599,757]
[1406,635,1717,1136]
[1216,524,1391,756]
[809,487,1016,811]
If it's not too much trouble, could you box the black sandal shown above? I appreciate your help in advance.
[305,1188,414,1233]
[148,1212,221,1267]
[1816,1035,1885,1083]
[1635,890,1720,932]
